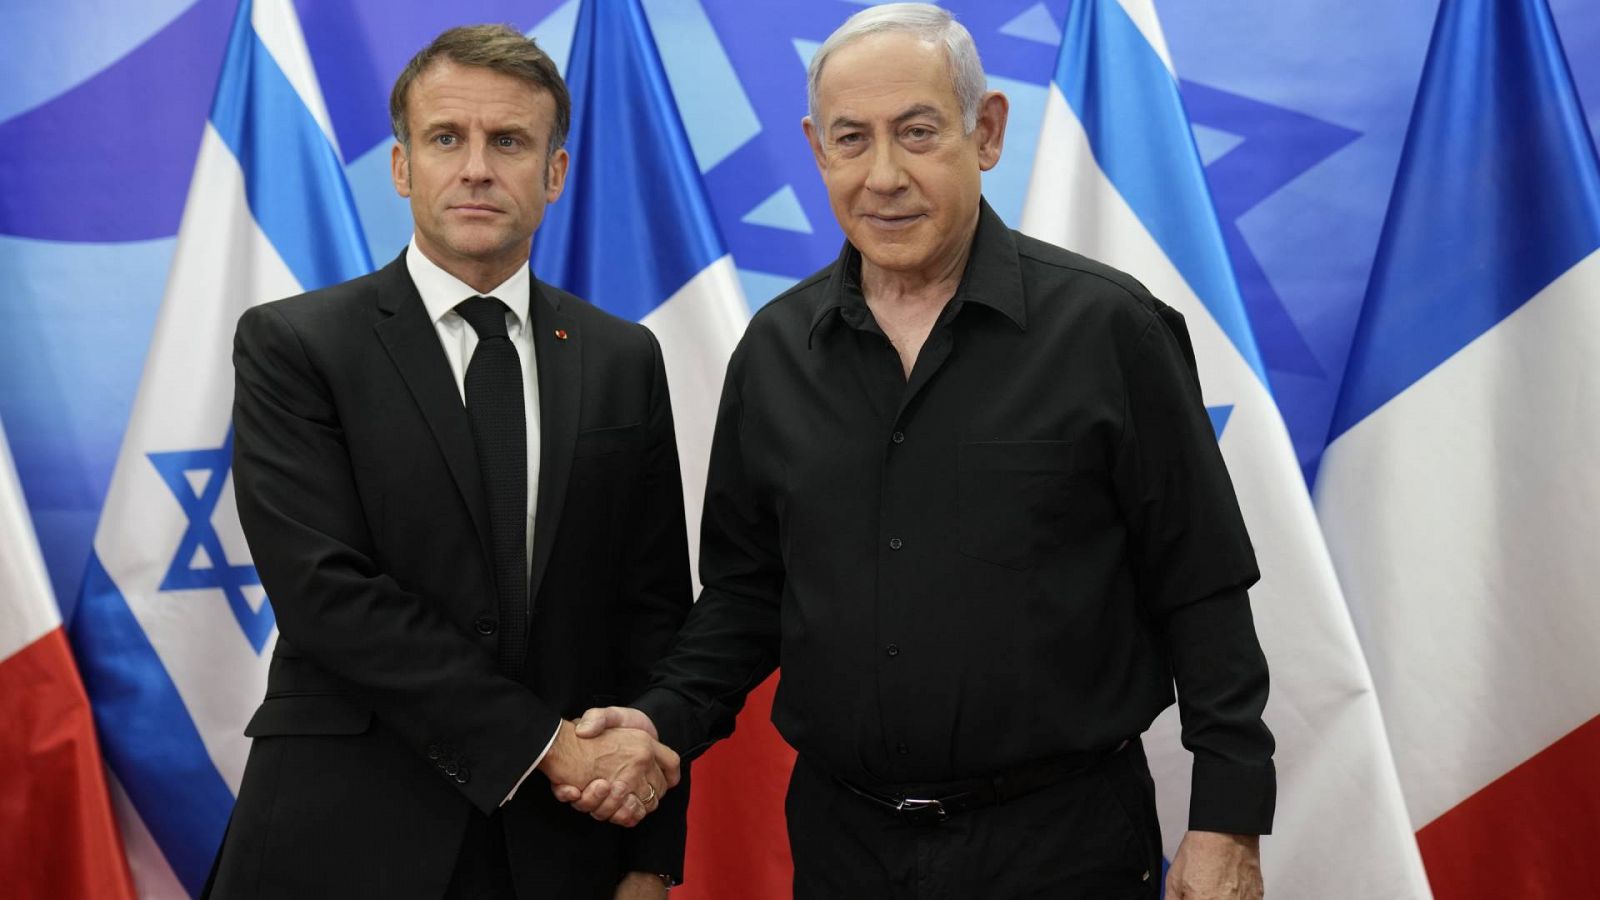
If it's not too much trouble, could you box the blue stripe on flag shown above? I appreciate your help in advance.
[209,0,372,291]
[70,553,236,897]
[532,0,726,321]
[1329,0,1600,438]
[1053,0,1265,383]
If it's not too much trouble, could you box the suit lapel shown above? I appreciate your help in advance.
[527,279,580,608]
[371,255,495,563]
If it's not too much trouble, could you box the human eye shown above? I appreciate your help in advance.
[433,132,457,147]
[904,125,935,142]
[833,131,866,152]
[495,134,523,150]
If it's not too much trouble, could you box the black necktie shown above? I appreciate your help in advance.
[455,296,527,675]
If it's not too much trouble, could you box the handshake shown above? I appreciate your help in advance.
[536,707,676,827]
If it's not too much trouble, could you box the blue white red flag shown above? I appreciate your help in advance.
[0,413,135,899]
[533,0,749,571]
[530,3,768,896]
[1317,0,1600,895]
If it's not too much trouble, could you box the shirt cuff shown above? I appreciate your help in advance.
[1188,755,1276,834]
[501,720,562,806]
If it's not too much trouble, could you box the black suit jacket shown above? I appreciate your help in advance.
[210,251,692,898]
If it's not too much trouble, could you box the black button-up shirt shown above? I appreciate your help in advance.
[639,200,1275,833]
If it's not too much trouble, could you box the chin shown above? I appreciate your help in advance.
[857,241,927,270]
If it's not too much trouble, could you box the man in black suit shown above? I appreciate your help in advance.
[210,25,689,899]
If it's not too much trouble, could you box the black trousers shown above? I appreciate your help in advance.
[787,741,1163,900]
[444,809,516,900]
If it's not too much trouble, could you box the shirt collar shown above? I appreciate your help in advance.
[808,197,1027,347]
[406,237,532,328]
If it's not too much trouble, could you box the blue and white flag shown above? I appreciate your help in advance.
[1316,0,1600,894]
[533,0,748,576]
[68,0,371,894]
[1021,2,1429,896]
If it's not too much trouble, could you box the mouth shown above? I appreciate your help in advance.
[861,212,925,230]
[449,204,504,216]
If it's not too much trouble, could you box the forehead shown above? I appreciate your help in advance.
[408,61,554,129]
[815,32,959,122]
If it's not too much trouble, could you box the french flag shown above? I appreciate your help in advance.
[1021,1,1431,896]
[533,0,748,570]
[526,3,765,896]
[68,0,371,894]
[1315,0,1600,895]
[0,414,135,899]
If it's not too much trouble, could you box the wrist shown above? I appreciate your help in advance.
[536,720,580,781]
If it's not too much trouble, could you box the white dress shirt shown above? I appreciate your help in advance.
[405,239,557,802]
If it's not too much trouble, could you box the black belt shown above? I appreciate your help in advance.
[835,740,1128,825]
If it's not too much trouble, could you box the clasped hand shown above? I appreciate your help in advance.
[537,713,678,828]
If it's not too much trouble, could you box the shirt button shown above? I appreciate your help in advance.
[886,643,900,657]
[474,617,497,635]
[896,742,909,755]
[891,431,905,444]
[888,538,903,550]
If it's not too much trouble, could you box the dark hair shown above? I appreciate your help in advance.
[389,24,570,157]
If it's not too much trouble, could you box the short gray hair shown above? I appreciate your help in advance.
[806,3,986,133]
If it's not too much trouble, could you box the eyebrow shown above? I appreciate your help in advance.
[420,120,536,137]
[828,104,947,132]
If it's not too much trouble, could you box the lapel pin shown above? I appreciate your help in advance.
[554,329,568,341]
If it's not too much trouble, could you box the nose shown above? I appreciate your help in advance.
[459,137,493,184]
[863,139,907,196]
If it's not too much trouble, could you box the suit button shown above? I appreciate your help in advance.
[427,744,441,760]
[891,431,905,444]
[474,617,497,635]
[888,538,903,550]
[886,643,900,657]
[444,763,459,776]
[455,768,471,784]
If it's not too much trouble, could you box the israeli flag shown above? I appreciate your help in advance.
[68,0,371,894]
[1316,0,1600,894]
[533,0,748,576]
[1021,2,1430,896]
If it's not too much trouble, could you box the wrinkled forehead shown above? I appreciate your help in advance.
[814,33,960,124]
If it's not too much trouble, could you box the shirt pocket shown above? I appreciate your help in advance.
[957,439,1078,570]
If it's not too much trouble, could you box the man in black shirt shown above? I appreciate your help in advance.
[561,4,1272,898]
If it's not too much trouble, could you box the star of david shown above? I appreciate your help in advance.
[147,428,276,652]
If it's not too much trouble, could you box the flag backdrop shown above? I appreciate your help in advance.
[65,0,372,893]
[3,0,1600,896]
[1316,0,1600,896]
[1020,2,1430,897]
[0,413,135,899]
[527,3,772,896]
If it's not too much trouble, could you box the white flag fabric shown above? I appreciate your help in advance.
[1021,1,1430,896]
[68,0,372,894]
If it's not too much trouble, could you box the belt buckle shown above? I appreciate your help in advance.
[895,796,947,824]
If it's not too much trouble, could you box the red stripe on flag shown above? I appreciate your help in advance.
[0,627,136,899]
[675,673,795,900]
[1417,714,1600,899]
